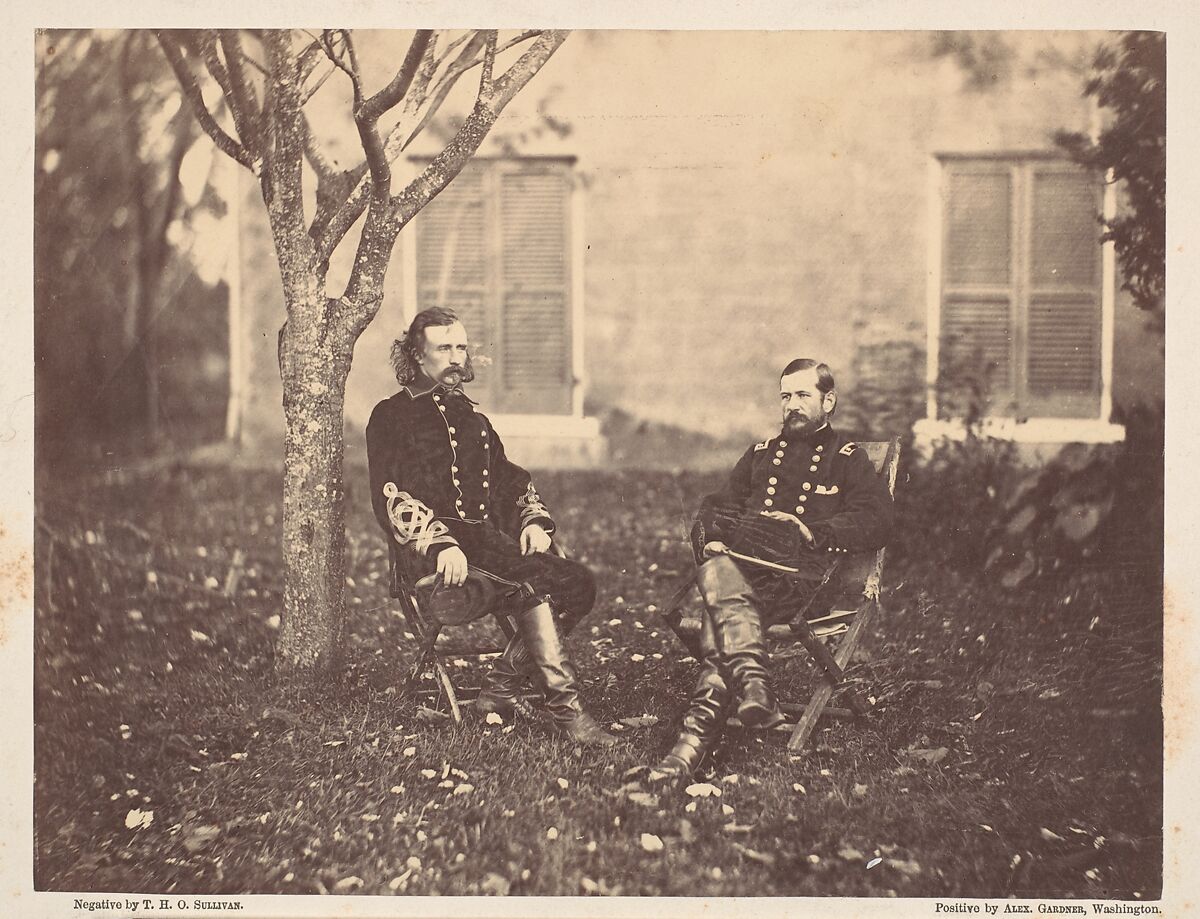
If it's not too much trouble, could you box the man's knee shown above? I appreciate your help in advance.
[541,556,596,632]
[696,555,753,605]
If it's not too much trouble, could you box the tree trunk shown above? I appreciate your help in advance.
[273,289,355,679]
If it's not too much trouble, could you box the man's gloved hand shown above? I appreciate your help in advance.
[435,546,469,587]
[520,523,552,556]
[760,510,815,547]
[702,540,729,558]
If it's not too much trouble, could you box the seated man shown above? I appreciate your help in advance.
[366,307,615,746]
[654,358,893,777]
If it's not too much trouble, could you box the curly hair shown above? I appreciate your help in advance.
[390,307,476,385]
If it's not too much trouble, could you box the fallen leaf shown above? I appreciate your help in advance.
[1040,827,1066,842]
[124,808,154,830]
[866,857,883,869]
[388,871,411,891]
[839,846,866,861]
[619,714,660,729]
[547,827,559,840]
[557,777,570,790]
[792,783,807,794]
[732,842,776,865]
[333,876,363,892]
[905,746,949,766]
[640,833,664,852]
[627,791,658,808]
[481,872,510,895]
[452,783,474,796]
[182,824,220,852]
[684,782,722,798]
[852,783,868,798]
[484,713,504,726]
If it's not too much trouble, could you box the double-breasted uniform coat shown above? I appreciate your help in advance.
[366,383,596,627]
[693,422,894,618]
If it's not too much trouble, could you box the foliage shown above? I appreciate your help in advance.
[1056,31,1166,312]
[898,403,1163,599]
[33,460,1161,897]
[35,31,229,458]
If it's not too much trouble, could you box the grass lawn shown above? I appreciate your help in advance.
[33,461,1162,898]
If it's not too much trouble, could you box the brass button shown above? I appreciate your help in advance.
[816,445,824,453]
[772,459,781,466]
[796,507,806,515]
[779,440,788,448]
[764,498,774,507]
[809,465,818,472]
[766,486,776,495]
[802,482,812,491]
[798,495,808,503]
[768,476,778,485]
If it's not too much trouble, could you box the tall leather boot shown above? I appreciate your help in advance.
[474,635,533,718]
[517,601,618,746]
[654,609,730,778]
[697,556,784,729]
[476,596,586,718]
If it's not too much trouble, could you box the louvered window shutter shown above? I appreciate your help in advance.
[497,166,573,414]
[411,160,574,415]
[938,158,1103,421]
[413,165,497,403]
[939,166,1016,417]
[1022,165,1102,417]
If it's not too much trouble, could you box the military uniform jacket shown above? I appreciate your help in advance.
[695,423,893,575]
[366,384,555,558]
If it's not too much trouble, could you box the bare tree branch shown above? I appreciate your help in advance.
[478,30,497,99]
[353,30,434,195]
[219,30,264,158]
[359,29,435,121]
[490,29,568,109]
[390,30,569,222]
[155,30,258,173]
[196,31,234,100]
[259,31,308,238]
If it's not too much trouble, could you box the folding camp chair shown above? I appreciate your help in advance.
[663,437,902,753]
[387,540,569,724]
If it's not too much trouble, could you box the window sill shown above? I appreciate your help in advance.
[913,416,1126,446]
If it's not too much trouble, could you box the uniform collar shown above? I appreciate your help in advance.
[778,421,834,447]
[403,380,477,405]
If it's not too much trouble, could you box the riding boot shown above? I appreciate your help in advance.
[476,598,586,717]
[516,600,618,746]
[697,556,784,729]
[474,635,533,718]
[655,609,730,778]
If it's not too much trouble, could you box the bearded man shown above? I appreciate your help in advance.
[366,307,616,746]
[654,358,894,777]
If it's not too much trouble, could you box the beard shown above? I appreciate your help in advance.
[783,411,824,437]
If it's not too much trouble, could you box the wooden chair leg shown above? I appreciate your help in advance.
[399,600,467,724]
[787,598,880,752]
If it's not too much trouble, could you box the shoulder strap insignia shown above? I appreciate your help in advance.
[753,440,770,452]
[839,442,858,456]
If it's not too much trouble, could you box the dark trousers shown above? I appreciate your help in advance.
[454,524,597,634]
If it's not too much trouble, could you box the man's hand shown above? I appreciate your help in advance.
[760,510,815,547]
[435,546,469,587]
[520,524,552,556]
[702,540,729,558]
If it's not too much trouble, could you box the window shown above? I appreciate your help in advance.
[935,156,1106,421]
[408,157,576,415]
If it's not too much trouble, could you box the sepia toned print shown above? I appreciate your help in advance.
[24,23,1171,915]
